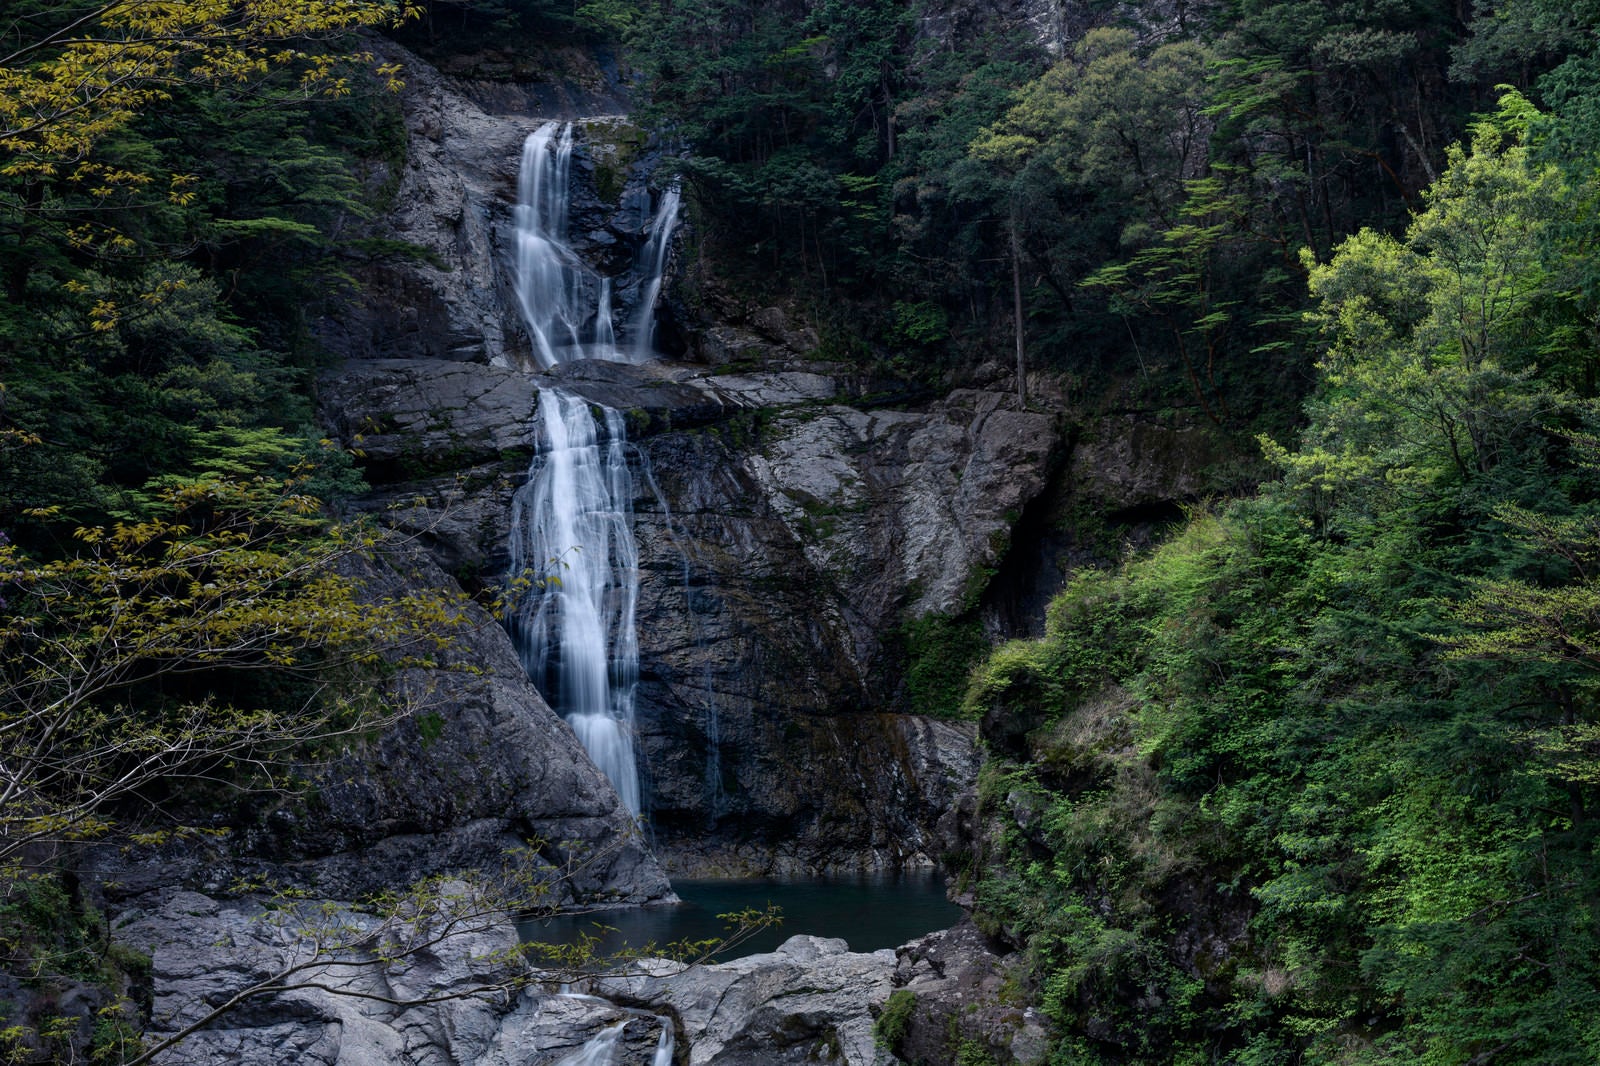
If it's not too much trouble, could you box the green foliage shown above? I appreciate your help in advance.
[888,300,949,347]
[0,874,101,983]
[901,613,989,718]
[0,1,406,536]
[0,476,473,869]
[874,988,916,1050]
[416,711,448,747]
[966,88,1600,1063]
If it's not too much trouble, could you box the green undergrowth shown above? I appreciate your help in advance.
[966,95,1600,1064]
[972,493,1600,1063]
[900,613,990,719]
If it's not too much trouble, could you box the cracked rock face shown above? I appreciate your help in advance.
[313,41,527,366]
[624,372,1054,872]
[598,935,901,1066]
[114,888,673,1066]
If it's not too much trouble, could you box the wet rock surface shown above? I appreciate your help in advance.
[599,935,901,1066]
[90,549,670,907]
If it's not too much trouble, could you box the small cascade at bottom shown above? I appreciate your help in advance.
[651,1018,675,1066]
[507,390,643,817]
[553,1021,627,1066]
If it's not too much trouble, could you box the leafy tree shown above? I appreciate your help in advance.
[0,0,412,170]
[1270,94,1570,511]
[0,475,472,872]
[971,28,1227,411]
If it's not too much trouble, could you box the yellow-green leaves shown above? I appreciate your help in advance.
[0,474,471,867]
[1275,92,1572,510]
[0,0,416,164]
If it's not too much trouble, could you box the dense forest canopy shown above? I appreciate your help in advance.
[617,0,1600,1060]
[2,0,1600,1061]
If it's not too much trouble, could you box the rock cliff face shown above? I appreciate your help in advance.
[308,34,1233,880]
[89,548,670,908]
[320,351,1034,873]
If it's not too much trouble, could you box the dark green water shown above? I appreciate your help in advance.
[520,869,962,962]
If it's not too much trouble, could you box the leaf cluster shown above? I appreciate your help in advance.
[965,90,1600,1064]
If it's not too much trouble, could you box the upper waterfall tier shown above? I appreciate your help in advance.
[514,120,680,369]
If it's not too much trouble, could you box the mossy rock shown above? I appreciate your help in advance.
[579,117,649,204]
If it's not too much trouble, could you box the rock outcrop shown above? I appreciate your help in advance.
[886,922,1053,1066]
[117,889,1039,1066]
[90,549,671,907]
[113,887,675,1066]
[599,935,900,1066]
[314,40,526,366]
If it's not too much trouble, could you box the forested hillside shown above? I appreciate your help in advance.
[4,0,1600,1061]
[627,0,1553,427]
[616,0,1600,1060]
[954,93,1600,1061]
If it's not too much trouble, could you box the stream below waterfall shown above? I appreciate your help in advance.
[519,869,961,961]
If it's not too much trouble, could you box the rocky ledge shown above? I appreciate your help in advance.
[89,548,670,908]
[112,886,1042,1066]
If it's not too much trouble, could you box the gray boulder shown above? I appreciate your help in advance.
[599,935,901,1065]
[886,922,1053,1066]
[113,887,672,1065]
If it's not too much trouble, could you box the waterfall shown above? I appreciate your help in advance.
[514,120,681,365]
[595,278,616,350]
[515,122,590,369]
[509,392,642,818]
[652,1017,675,1066]
[508,120,681,819]
[553,1021,627,1066]
[630,186,681,362]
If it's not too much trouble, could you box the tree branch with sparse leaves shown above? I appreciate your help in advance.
[0,473,475,871]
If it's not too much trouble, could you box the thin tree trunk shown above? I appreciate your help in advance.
[1010,221,1027,408]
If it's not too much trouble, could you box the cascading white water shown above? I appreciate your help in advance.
[516,122,590,368]
[595,278,616,350]
[630,186,681,362]
[509,392,642,818]
[553,1021,627,1066]
[651,1017,674,1066]
[515,120,681,365]
[508,119,681,820]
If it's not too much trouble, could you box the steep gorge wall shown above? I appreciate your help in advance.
[309,38,1233,880]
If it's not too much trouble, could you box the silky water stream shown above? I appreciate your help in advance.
[504,119,675,814]
[503,125,959,1062]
